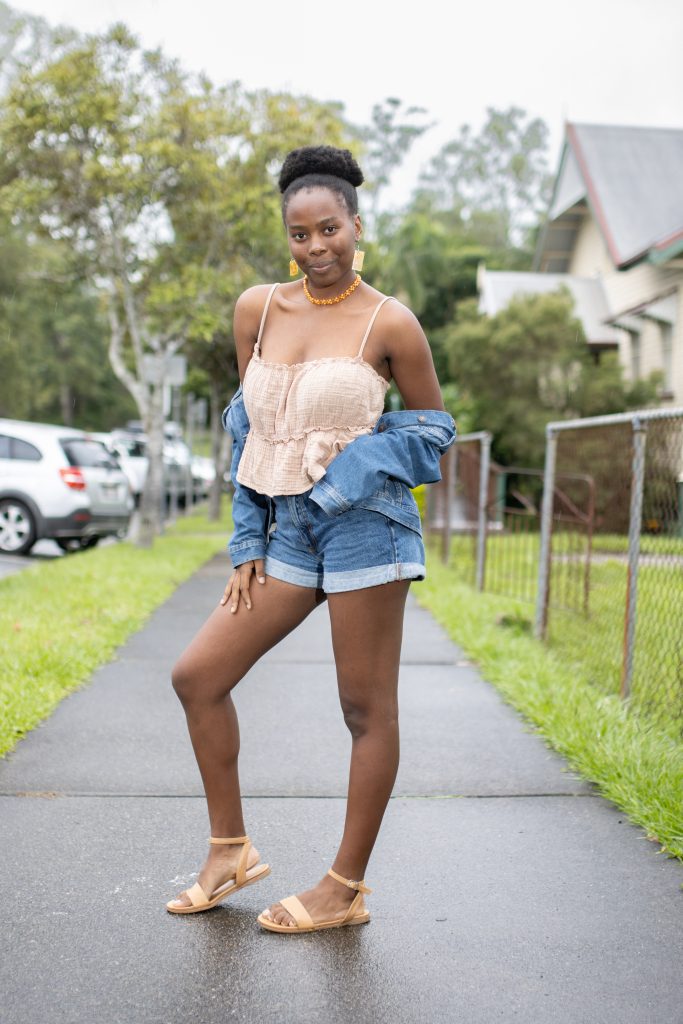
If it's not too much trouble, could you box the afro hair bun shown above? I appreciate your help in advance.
[278,145,364,193]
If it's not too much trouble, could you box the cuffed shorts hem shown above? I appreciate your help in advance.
[264,554,426,594]
[323,561,426,593]
[264,554,323,589]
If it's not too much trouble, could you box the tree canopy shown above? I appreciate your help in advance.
[442,289,661,467]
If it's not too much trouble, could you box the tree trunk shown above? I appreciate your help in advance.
[208,376,227,521]
[54,332,74,425]
[137,385,166,546]
[58,379,73,426]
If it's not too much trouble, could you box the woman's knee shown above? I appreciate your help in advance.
[171,656,229,706]
[171,657,194,704]
[339,693,399,740]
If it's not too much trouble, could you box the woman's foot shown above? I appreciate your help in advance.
[260,871,359,928]
[168,841,262,909]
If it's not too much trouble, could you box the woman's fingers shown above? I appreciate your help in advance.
[221,566,248,611]
[220,572,236,606]
[237,566,253,611]
[219,559,265,612]
[219,563,256,613]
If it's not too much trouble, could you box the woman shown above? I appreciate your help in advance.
[166,145,456,933]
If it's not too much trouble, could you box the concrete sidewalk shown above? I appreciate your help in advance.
[1,553,681,1024]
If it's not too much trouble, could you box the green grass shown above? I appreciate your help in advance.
[591,533,683,555]
[413,538,683,863]
[437,527,683,733]
[166,498,233,534]
[0,504,232,758]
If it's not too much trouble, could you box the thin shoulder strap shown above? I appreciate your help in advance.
[358,296,395,358]
[255,283,280,355]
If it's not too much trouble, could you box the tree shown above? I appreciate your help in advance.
[0,1,78,94]
[352,97,434,238]
[417,106,554,251]
[0,25,353,540]
[442,289,660,467]
[0,217,137,427]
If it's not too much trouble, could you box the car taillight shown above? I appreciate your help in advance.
[59,467,86,490]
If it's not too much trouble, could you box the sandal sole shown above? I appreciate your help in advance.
[167,864,270,914]
[257,912,370,933]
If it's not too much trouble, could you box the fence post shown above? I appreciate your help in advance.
[621,417,647,700]
[475,433,491,591]
[535,425,557,640]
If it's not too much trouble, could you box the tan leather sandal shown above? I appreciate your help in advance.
[166,835,270,914]
[257,868,371,933]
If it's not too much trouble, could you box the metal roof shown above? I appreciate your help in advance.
[535,122,683,270]
[477,268,621,346]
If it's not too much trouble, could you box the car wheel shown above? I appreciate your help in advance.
[56,536,100,553]
[0,499,37,555]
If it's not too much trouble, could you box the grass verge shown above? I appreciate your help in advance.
[413,539,683,863]
[0,503,232,758]
[446,530,683,734]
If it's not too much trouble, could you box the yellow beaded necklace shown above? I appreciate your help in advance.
[303,273,361,306]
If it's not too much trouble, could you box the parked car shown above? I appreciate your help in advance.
[191,454,216,499]
[102,427,200,507]
[163,435,194,506]
[91,431,148,507]
[0,418,134,555]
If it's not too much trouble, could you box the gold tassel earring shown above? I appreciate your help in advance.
[289,258,299,277]
[352,244,365,273]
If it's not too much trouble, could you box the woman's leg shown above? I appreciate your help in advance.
[263,578,410,926]
[168,574,326,907]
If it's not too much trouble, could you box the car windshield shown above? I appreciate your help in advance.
[61,438,120,469]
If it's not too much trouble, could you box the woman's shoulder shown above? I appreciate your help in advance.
[370,290,421,333]
[364,289,427,361]
[235,283,279,317]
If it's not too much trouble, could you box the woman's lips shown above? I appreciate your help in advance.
[310,262,334,272]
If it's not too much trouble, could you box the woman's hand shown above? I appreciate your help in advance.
[220,559,266,613]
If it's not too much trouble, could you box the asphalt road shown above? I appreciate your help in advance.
[1,553,681,1024]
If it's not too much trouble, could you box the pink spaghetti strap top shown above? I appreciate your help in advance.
[236,283,394,497]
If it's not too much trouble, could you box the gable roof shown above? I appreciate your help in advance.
[534,122,683,272]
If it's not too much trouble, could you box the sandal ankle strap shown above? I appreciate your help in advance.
[209,835,249,845]
[327,867,372,895]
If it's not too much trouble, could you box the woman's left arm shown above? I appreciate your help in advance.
[381,301,446,411]
[307,299,456,516]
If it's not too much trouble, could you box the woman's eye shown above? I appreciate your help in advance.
[324,226,337,234]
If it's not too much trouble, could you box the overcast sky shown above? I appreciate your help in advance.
[10,0,683,208]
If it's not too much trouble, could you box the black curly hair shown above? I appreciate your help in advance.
[279,145,364,221]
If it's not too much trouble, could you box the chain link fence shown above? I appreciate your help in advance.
[425,408,683,739]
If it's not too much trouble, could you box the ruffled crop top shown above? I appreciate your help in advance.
[235,282,393,497]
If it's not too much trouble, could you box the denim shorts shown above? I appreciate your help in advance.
[264,487,426,593]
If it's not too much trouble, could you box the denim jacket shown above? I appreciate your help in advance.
[222,383,456,568]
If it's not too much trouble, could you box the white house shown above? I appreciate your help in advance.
[478,122,683,404]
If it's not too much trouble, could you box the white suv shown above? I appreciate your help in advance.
[0,418,134,555]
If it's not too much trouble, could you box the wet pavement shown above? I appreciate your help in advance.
[1,553,681,1024]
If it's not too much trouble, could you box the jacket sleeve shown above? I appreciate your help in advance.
[221,385,270,568]
[308,409,456,517]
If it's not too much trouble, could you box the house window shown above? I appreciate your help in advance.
[660,323,673,394]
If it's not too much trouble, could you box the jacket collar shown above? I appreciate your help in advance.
[372,408,456,434]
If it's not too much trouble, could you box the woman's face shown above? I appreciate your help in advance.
[285,187,362,287]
